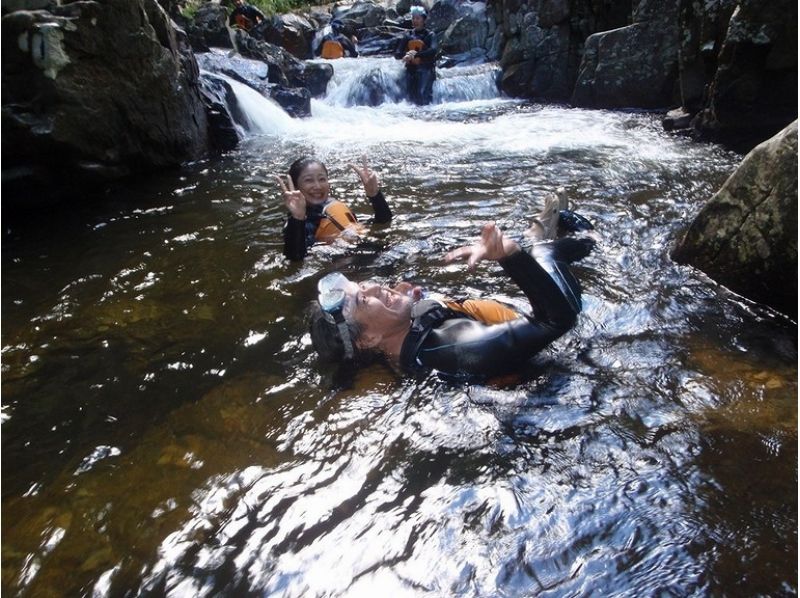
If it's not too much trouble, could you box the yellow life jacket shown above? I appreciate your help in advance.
[445,299,519,324]
[234,14,254,31]
[320,39,345,59]
[315,201,362,242]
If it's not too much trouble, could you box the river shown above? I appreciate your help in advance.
[1,56,796,596]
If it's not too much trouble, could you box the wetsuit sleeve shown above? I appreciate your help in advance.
[228,8,239,26]
[417,31,438,63]
[416,250,580,377]
[368,191,392,224]
[250,6,266,21]
[283,216,308,261]
[395,34,409,59]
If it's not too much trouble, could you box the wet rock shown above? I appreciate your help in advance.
[1,0,210,207]
[691,0,798,150]
[672,121,798,318]
[198,74,244,152]
[233,33,333,97]
[662,107,692,131]
[572,0,681,109]
[251,13,316,59]
[334,0,387,29]
[183,2,231,51]
[197,51,312,118]
[427,0,459,34]
[440,14,488,55]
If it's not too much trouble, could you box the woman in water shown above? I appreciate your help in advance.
[276,156,392,261]
[307,198,594,381]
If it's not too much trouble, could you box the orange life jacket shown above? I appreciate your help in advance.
[407,39,425,52]
[315,201,362,242]
[445,299,519,324]
[234,14,254,31]
[320,39,345,59]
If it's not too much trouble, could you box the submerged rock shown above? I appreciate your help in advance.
[672,121,798,318]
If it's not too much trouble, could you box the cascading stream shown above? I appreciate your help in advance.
[1,49,795,598]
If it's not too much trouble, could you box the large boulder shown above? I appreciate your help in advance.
[183,1,231,51]
[196,51,312,117]
[691,0,798,150]
[672,121,798,318]
[439,13,488,54]
[334,0,386,29]
[233,32,333,97]
[571,0,681,108]
[252,13,316,59]
[2,0,210,207]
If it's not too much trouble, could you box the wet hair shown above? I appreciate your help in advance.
[410,5,427,18]
[289,157,328,188]
[308,303,363,363]
[330,19,344,33]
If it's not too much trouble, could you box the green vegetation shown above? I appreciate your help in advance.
[179,0,321,20]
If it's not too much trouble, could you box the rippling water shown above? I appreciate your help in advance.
[2,58,796,596]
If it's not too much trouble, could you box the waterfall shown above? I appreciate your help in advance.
[202,71,297,137]
[315,56,502,108]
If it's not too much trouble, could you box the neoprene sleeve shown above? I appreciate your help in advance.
[415,250,580,378]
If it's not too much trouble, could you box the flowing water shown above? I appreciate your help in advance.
[2,57,796,596]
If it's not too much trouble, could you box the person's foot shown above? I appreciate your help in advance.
[524,192,560,241]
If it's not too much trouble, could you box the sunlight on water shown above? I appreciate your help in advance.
[1,52,796,598]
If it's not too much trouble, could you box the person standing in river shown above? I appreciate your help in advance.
[228,0,266,32]
[395,6,437,106]
[277,156,392,261]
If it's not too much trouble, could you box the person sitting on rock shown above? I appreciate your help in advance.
[316,19,359,59]
[228,0,266,32]
[394,5,437,105]
[306,195,595,381]
[277,156,392,261]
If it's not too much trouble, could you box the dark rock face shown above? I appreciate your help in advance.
[2,0,210,205]
[672,121,798,318]
[691,0,798,150]
[184,2,232,51]
[494,0,630,102]
[572,0,681,108]
[199,73,244,152]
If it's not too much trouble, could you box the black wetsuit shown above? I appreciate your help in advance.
[283,191,391,261]
[394,28,437,105]
[399,244,585,380]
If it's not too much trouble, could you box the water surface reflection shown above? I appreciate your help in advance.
[2,98,796,596]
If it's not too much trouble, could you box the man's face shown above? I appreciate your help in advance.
[344,281,414,348]
[233,0,244,6]
[411,14,425,30]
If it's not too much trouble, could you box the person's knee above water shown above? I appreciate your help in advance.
[277,156,392,261]
[228,0,266,31]
[308,205,595,380]
[317,19,359,59]
[394,5,437,106]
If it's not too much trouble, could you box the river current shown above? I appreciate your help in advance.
[2,57,796,596]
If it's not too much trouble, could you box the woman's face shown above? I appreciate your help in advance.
[345,281,413,348]
[295,162,330,205]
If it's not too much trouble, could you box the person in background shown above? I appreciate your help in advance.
[277,156,392,261]
[316,19,359,59]
[394,5,437,105]
[307,196,595,381]
[229,0,266,32]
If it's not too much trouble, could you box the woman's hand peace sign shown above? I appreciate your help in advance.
[275,174,307,220]
[349,155,380,198]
